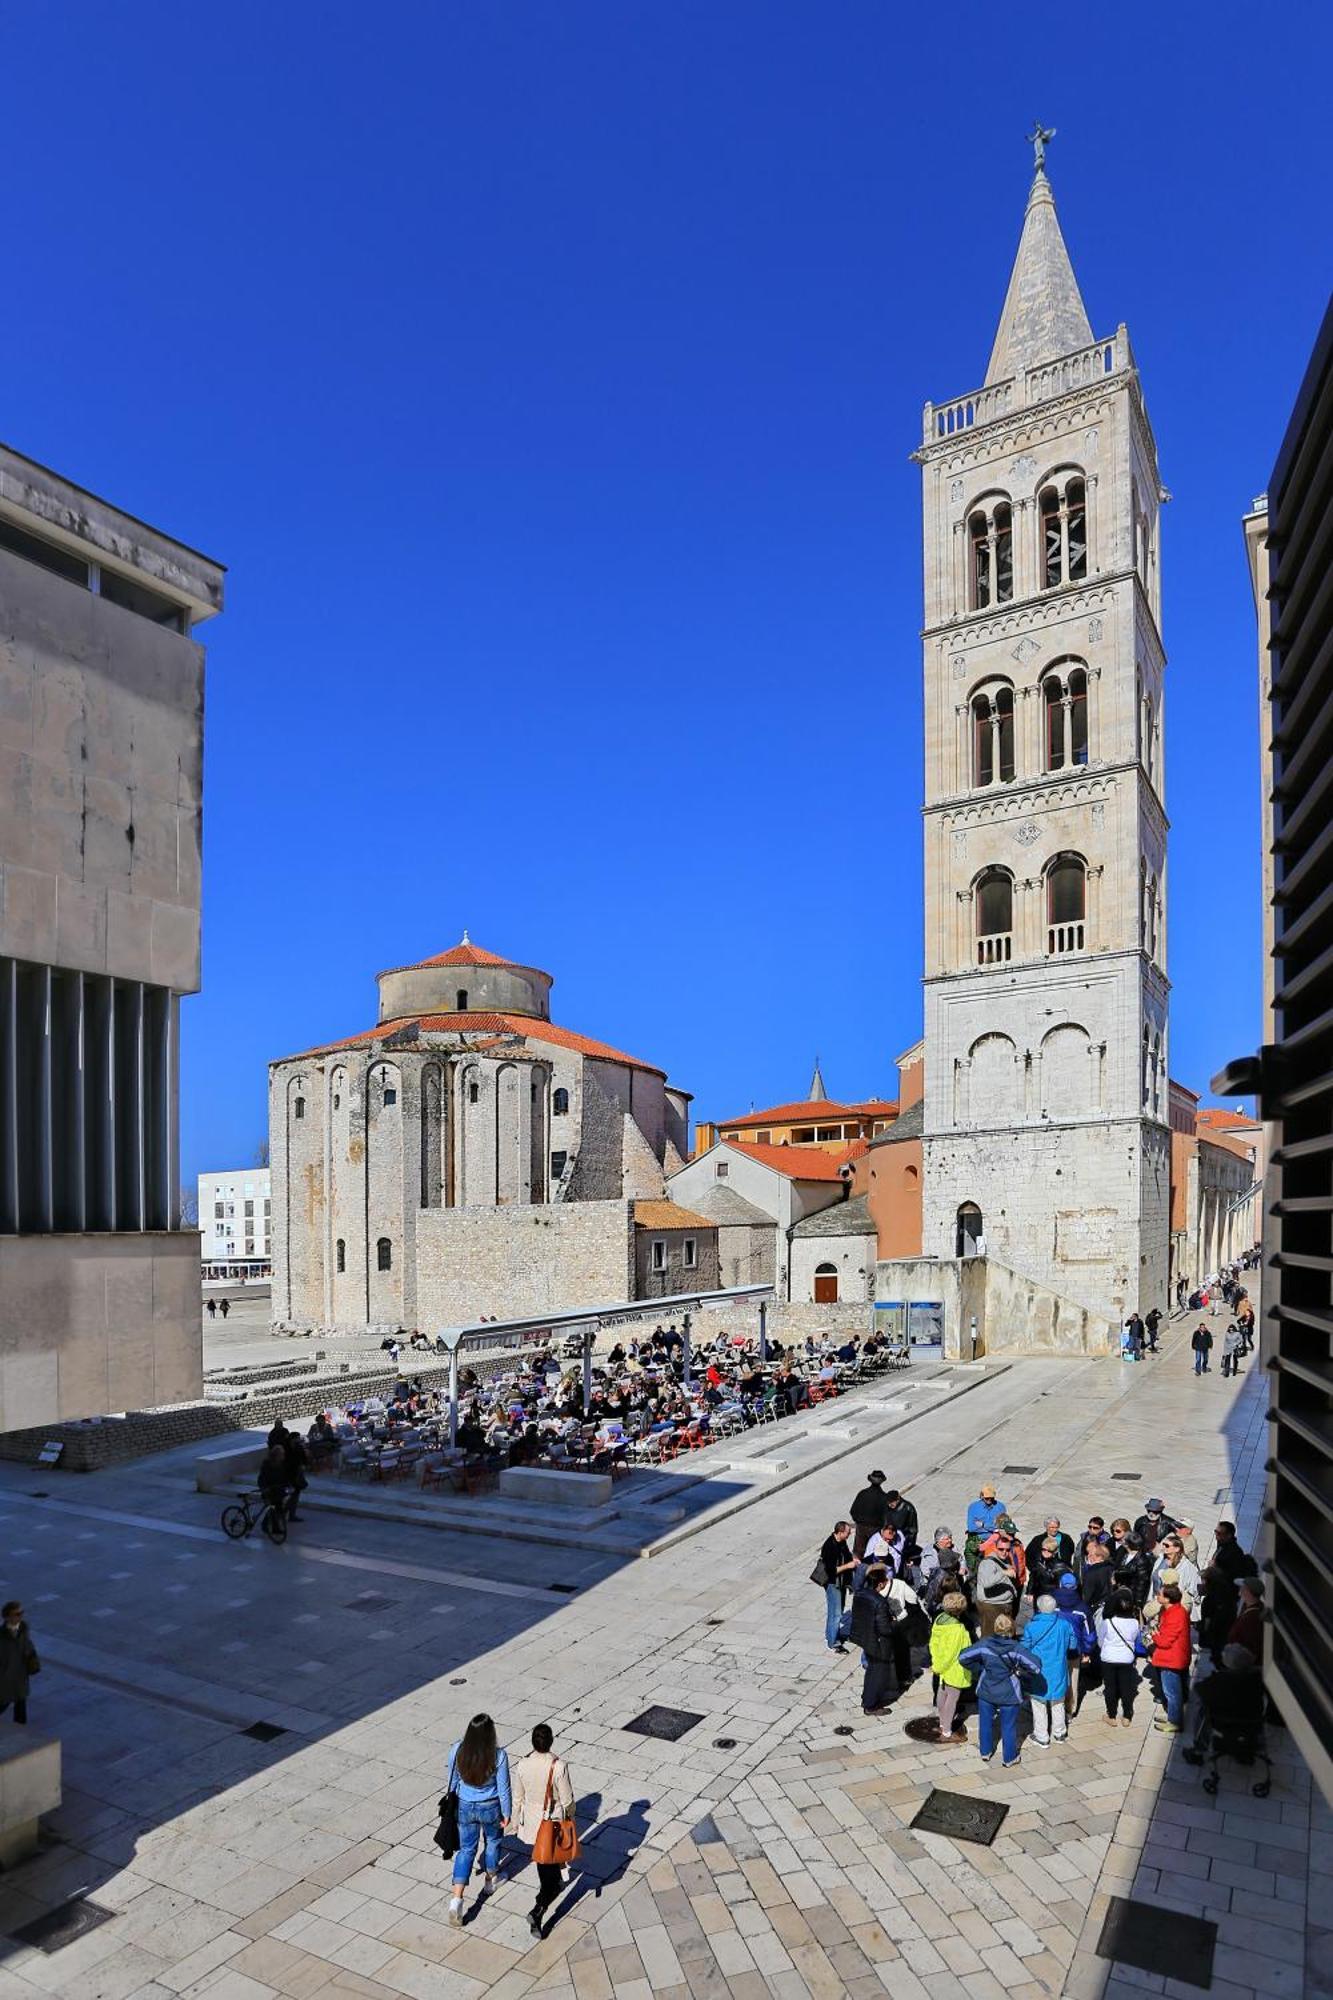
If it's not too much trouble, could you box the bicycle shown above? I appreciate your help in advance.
[220,1488,288,1544]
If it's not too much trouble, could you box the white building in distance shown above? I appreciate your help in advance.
[198,1168,271,1281]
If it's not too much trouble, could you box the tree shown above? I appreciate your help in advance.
[253,1138,270,1168]
[179,1185,199,1226]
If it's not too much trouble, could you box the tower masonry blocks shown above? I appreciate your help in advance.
[916,168,1170,1321]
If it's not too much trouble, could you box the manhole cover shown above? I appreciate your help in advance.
[240,1722,288,1742]
[347,1594,394,1612]
[450,1677,467,1685]
[624,1705,704,1742]
[910,1787,1008,1846]
[1001,1465,1038,1475]
[1111,1472,1142,1481]
[712,1738,737,1750]
[1097,1897,1216,1988]
[11,1899,113,1953]
[548,1583,578,1594]
[833,1724,855,1736]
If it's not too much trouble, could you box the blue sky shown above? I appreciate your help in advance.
[3,5,1328,1178]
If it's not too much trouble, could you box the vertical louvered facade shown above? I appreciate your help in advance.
[1218,298,1333,1802]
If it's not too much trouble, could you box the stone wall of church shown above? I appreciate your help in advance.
[415,1200,635,1326]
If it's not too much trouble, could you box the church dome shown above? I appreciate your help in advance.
[376,933,552,1024]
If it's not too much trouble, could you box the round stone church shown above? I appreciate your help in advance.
[268,936,692,1331]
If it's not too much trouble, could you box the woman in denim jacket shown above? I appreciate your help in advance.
[446,1714,512,1927]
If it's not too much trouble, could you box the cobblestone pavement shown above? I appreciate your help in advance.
[0,1313,1315,2000]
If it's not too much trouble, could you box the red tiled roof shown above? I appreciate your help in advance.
[413,940,515,969]
[274,1012,664,1075]
[720,1139,861,1182]
[1197,1108,1258,1131]
[715,1098,898,1131]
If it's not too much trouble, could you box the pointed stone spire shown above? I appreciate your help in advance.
[808,1057,828,1103]
[984,165,1093,387]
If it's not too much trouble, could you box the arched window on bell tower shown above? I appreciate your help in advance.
[1039,470,1089,589]
[967,498,1014,610]
[970,682,1015,787]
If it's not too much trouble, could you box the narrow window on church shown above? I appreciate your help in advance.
[550,1149,567,1179]
[376,1237,392,1272]
[994,504,1013,602]
[1066,479,1087,579]
[1040,487,1062,587]
[335,1238,345,1274]
[1143,691,1155,781]
[968,512,990,609]
[1047,856,1086,954]
[972,695,994,787]
[383,1086,396,1106]
[1068,668,1089,764]
[1148,874,1159,958]
[975,868,1013,963]
[294,1095,305,1121]
[1142,1026,1151,1105]
[469,1081,480,1104]
[996,687,1015,781]
[456,989,468,1010]
[1139,858,1148,949]
[1044,677,1064,770]
[553,1087,569,1116]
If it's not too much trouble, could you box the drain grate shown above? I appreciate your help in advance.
[240,1721,288,1742]
[1097,1897,1216,1988]
[1111,1472,1142,1481]
[712,1738,737,1751]
[548,1583,579,1594]
[1001,1465,1038,1475]
[910,1787,1008,1846]
[346,1594,395,1612]
[11,1899,113,1954]
[624,1705,705,1742]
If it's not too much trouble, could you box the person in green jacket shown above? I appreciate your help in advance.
[929,1593,973,1742]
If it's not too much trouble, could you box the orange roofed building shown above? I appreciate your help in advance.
[693,1060,898,1158]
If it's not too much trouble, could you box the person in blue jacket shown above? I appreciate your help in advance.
[964,1483,1007,1571]
[1023,1594,1080,1745]
[445,1714,512,1927]
[959,1616,1040,1768]
[1053,1571,1099,1715]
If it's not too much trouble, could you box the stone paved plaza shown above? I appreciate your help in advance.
[0,1315,1321,2000]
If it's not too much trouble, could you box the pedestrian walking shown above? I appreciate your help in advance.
[928,1593,973,1743]
[510,1723,576,1939]
[958,1616,1040,1769]
[219,1297,229,1319]
[1221,1323,1243,1377]
[815,1521,857,1653]
[849,1470,889,1558]
[446,1714,512,1927]
[1096,1590,1144,1727]
[1023,1594,1079,1745]
[206,1298,217,1319]
[1145,1308,1162,1351]
[1191,1323,1213,1374]
[0,1602,39,1725]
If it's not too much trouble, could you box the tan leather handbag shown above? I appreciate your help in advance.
[531,1762,580,1866]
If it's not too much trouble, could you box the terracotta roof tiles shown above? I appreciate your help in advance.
[274,1011,664,1075]
[632,1200,717,1232]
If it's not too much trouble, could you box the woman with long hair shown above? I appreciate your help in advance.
[445,1714,512,1927]
[510,1722,577,1938]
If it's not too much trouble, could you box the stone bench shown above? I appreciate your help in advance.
[195,1440,269,1493]
[499,1466,613,1509]
[0,1732,61,1868]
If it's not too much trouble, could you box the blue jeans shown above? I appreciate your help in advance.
[825,1584,844,1648]
[452,1800,504,1886]
[1194,1351,1207,1374]
[978,1699,1020,1764]
[1158,1667,1187,1725]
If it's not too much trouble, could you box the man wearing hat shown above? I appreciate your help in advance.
[1133,1499,1178,1553]
[964,1484,1006,1572]
[849,1470,890,1559]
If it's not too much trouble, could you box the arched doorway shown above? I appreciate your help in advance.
[814,1262,839,1303]
[956,1203,983,1257]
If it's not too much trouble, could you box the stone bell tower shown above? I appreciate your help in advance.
[914,140,1170,1323]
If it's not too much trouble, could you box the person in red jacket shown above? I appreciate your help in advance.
[1150,1583,1192,1732]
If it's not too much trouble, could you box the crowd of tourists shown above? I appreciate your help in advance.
[816,1470,1265,1769]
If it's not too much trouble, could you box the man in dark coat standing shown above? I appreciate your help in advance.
[849,1569,900,1714]
[0,1602,40,1725]
[849,1470,889,1558]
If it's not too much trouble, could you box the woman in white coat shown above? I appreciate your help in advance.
[510,1723,576,1939]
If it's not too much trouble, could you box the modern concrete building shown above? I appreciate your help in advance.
[269,935,694,1330]
[198,1167,272,1281]
[0,442,223,1432]
[914,148,1170,1325]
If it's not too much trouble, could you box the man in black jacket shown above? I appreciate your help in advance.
[882,1489,919,1556]
[1211,1520,1258,1586]
[1025,1516,1075,1577]
[849,1569,900,1714]
[1133,1499,1177,1551]
[849,1471,889,1558]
